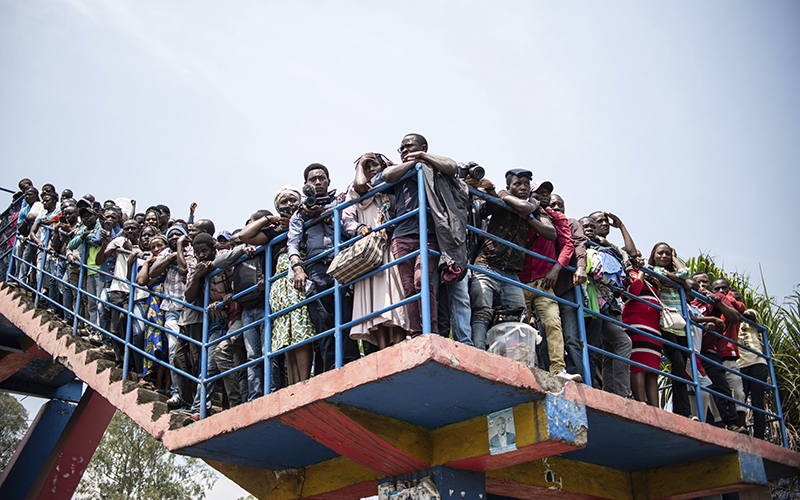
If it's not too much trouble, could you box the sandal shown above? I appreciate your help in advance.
[138,379,157,391]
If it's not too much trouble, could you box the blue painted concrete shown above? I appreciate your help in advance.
[0,400,76,500]
[329,360,540,429]
[177,420,339,469]
[13,356,76,386]
[739,451,767,485]
[380,466,486,500]
[560,409,729,471]
[545,395,587,443]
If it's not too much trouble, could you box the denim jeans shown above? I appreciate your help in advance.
[469,263,526,350]
[242,307,265,402]
[61,264,75,324]
[190,321,226,414]
[434,273,473,346]
[214,319,247,408]
[48,258,66,316]
[86,273,103,331]
[164,310,182,398]
[558,287,584,377]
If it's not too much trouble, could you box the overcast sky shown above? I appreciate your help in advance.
[3,1,799,497]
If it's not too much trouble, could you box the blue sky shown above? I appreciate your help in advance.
[2,2,799,497]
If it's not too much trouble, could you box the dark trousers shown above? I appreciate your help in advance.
[175,323,203,407]
[662,330,690,416]
[306,263,360,372]
[700,350,737,426]
[108,291,131,369]
[558,287,585,377]
[742,363,769,439]
[392,236,439,335]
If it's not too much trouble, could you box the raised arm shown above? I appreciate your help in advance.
[239,215,282,246]
[605,212,637,257]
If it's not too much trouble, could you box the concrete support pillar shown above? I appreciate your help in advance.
[379,466,486,500]
[0,387,114,500]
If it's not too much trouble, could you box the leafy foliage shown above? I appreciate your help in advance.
[76,411,216,500]
[0,392,28,473]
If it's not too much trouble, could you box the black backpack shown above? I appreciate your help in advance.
[233,255,264,309]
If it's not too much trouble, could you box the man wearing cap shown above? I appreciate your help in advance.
[519,181,581,382]
[468,169,541,350]
[288,163,362,373]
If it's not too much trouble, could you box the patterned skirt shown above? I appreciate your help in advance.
[268,252,315,352]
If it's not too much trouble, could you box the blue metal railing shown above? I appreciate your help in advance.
[0,168,788,447]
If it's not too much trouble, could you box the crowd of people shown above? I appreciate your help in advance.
[0,133,772,439]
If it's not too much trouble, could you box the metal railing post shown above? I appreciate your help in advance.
[417,165,431,335]
[122,259,138,381]
[33,229,51,308]
[680,287,705,422]
[761,325,788,447]
[333,208,343,368]
[265,245,273,394]
[575,284,592,387]
[73,240,88,336]
[199,276,211,420]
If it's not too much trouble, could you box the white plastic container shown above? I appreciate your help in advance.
[486,322,538,369]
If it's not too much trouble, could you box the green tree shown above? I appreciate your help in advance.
[0,392,28,473]
[76,411,216,500]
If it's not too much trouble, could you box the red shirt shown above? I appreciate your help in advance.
[518,210,574,283]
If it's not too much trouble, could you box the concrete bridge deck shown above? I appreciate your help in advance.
[0,283,798,500]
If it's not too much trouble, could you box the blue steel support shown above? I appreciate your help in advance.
[575,284,592,387]
[265,245,273,395]
[680,286,705,423]
[32,229,51,309]
[122,260,138,380]
[333,208,343,368]
[199,277,211,420]
[0,400,77,500]
[72,241,88,336]
[417,165,431,335]
[761,324,789,447]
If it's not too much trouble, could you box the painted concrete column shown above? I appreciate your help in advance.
[379,466,486,500]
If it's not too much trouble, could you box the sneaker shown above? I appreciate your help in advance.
[556,370,582,383]
[170,406,192,415]
[727,424,750,435]
[691,416,700,422]
[165,395,182,408]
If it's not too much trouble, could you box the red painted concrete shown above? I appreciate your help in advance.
[305,480,378,500]
[280,401,428,477]
[26,388,115,500]
[0,340,50,383]
[486,477,606,500]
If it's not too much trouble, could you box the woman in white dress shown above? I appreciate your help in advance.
[342,153,409,349]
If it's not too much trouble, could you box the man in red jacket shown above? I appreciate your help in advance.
[712,278,746,427]
[520,181,580,382]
